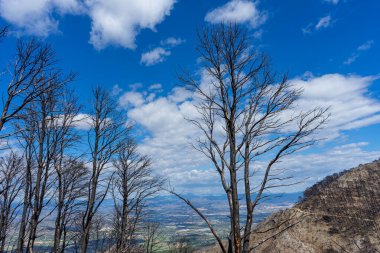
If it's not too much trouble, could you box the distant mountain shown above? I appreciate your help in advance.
[251,160,380,253]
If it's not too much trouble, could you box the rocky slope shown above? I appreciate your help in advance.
[198,160,380,253]
[252,160,380,253]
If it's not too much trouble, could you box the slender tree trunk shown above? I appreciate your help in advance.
[229,122,242,253]
[80,176,97,253]
[61,227,67,253]
[16,162,31,253]
[242,141,253,253]
[53,174,63,253]
[0,195,8,252]
[80,225,91,253]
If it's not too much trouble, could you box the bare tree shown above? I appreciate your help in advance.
[176,23,329,253]
[53,158,88,253]
[91,214,113,253]
[0,40,63,137]
[79,87,130,253]
[111,139,163,253]
[0,152,24,252]
[15,74,72,252]
[144,222,163,253]
[50,91,85,253]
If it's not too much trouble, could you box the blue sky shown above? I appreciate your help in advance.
[0,0,380,194]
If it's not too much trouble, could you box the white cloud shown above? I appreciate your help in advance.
[344,53,359,65]
[315,15,332,30]
[149,83,163,91]
[0,0,176,49]
[119,91,145,108]
[302,15,333,34]
[140,47,171,66]
[140,36,184,66]
[116,72,380,194]
[276,142,380,192]
[291,73,380,139]
[358,40,374,51]
[86,0,176,50]
[111,84,123,96]
[73,113,93,130]
[161,37,185,47]
[205,0,267,28]
[344,40,375,65]
[0,0,84,37]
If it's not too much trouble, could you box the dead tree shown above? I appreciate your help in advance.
[144,222,163,253]
[0,153,24,252]
[91,214,113,253]
[0,39,60,137]
[14,74,72,252]
[111,139,163,253]
[50,91,85,253]
[177,23,329,253]
[79,87,130,253]
[53,158,88,253]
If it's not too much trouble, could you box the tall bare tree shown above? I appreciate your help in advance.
[111,139,163,253]
[176,23,329,253]
[79,87,130,253]
[53,158,88,253]
[15,74,73,252]
[50,91,84,253]
[0,152,24,252]
[0,40,61,137]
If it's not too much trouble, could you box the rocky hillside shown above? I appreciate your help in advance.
[252,160,380,253]
[197,160,380,253]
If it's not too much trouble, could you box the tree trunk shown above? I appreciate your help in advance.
[53,175,63,253]
[16,165,30,253]
[80,225,91,253]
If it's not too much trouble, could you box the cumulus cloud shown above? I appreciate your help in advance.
[149,83,163,91]
[140,47,171,66]
[140,36,184,66]
[72,113,93,130]
[0,0,84,36]
[291,73,380,139]
[205,0,267,28]
[115,72,380,194]
[86,0,176,50]
[119,91,145,108]
[0,0,176,49]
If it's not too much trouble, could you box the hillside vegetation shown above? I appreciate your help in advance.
[252,160,380,253]
[198,160,380,253]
